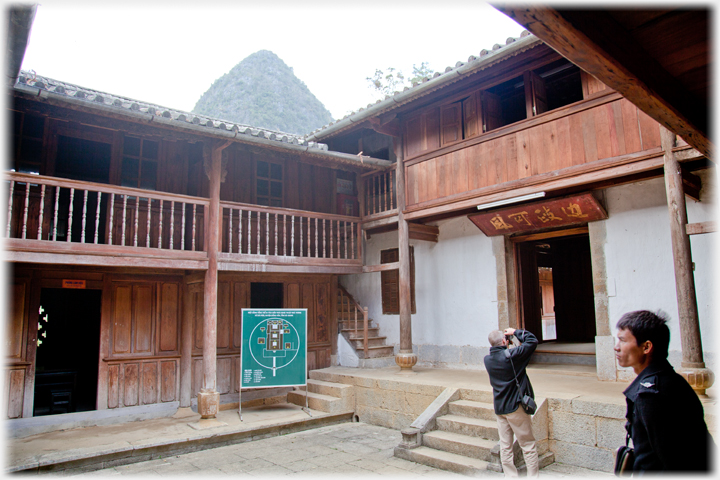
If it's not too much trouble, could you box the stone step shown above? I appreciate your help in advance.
[286,390,350,414]
[460,390,496,404]
[449,400,497,421]
[436,414,499,441]
[362,345,395,359]
[341,327,380,337]
[394,445,494,477]
[304,379,354,399]
[529,352,596,365]
[423,430,497,462]
[348,336,388,348]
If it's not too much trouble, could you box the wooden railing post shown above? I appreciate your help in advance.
[363,307,369,357]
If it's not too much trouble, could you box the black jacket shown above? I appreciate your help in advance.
[623,358,714,472]
[483,329,538,415]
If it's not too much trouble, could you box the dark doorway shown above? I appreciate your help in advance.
[251,283,283,309]
[517,233,596,343]
[34,288,102,416]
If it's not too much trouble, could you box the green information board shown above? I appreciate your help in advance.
[240,309,307,389]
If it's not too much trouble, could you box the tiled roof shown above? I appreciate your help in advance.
[15,70,326,150]
[306,30,541,141]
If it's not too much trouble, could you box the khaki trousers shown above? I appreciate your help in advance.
[496,407,539,477]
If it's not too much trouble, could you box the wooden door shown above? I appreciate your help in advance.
[481,91,503,132]
[524,71,548,117]
[551,236,596,342]
[516,242,543,339]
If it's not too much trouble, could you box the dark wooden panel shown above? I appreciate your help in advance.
[108,364,119,408]
[302,283,315,343]
[159,283,178,352]
[307,350,317,373]
[298,163,314,212]
[113,285,132,354]
[426,108,440,151]
[638,108,662,150]
[193,290,203,350]
[452,149,468,196]
[217,357,231,395]
[621,100,642,154]
[6,369,25,419]
[286,283,300,309]
[133,285,153,353]
[161,360,176,402]
[233,282,248,349]
[217,282,231,349]
[123,363,139,406]
[9,283,25,359]
[142,362,158,405]
[312,166,333,214]
[405,115,424,158]
[441,102,462,146]
[556,116,573,170]
[315,283,329,344]
[593,103,612,160]
[192,358,202,397]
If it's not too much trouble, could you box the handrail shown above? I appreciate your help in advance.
[4,172,207,252]
[362,168,397,217]
[219,199,359,224]
[338,285,369,357]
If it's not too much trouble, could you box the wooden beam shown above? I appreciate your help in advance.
[681,168,701,201]
[368,116,401,137]
[408,223,439,242]
[494,6,711,159]
[362,262,400,273]
[686,221,716,235]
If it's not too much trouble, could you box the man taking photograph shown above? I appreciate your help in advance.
[484,327,539,477]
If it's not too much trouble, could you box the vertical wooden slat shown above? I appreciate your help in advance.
[81,189,89,243]
[94,192,101,244]
[274,213,278,255]
[146,198,152,247]
[336,220,340,259]
[386,172,391,211]
[330,220,334,258]
[266,211,269,255]
[66,187,75,242]
[133,193,139,247]
[247,210,252,255]
[392,170,397,209]
[315,217,319,258]
[158,200,164,249]
[344,220,348,259]
[227,207,232,253]
[372,176,377,214]
[299,216,303,257]
[169,201,175,250]
[6,180,14,238]
[181,202,186,250]
[121,194,128,246]
[191,204,196,251]
[108,193,114,245]
[238,209,243,254]
[37,184,46,240]
[21,182,30,239]
[322,219,326,258]
[291,214,295,256]
[256,211,260,255]
[283,214,287,256]
[351,222,355,259]
[307,216,311,257]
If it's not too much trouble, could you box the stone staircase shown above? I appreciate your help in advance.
[395,388,554,476]
[337,288,394,359]
[287,378,354,414]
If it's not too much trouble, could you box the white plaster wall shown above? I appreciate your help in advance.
[341,216,498,367]
[603,169,717,373]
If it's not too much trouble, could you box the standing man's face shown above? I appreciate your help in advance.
[614,328,650,374]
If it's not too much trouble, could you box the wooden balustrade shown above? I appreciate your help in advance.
[362,168,397,217]
[4,172,208,252]
[220,201,362,261]
[338,285,369,357]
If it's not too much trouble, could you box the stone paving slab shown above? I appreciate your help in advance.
[70,422,612,477]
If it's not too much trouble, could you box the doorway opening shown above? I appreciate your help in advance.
[516,232,596,365]
[251,283,284,309]
[34,288,102,416]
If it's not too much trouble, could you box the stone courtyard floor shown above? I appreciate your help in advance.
[74,422,611,477]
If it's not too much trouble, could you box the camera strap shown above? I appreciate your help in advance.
[504,349,527,395]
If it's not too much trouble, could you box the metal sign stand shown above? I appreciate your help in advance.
[302,385,312,417]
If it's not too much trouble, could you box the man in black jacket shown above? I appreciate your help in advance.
[484,327,538,477]
[615,310,715,473]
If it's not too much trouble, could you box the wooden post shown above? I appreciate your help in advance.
[197,141,227,418]
[394,137,417,373]
[660,127,714,395]
[179,278,193,408]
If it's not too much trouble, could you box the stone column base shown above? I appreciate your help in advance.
[197,388,220,419]
[395,352,418,374]
[678,366,715,396]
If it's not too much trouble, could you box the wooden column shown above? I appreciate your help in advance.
[393,137,417,372]
[197,141,228,418]
[179,278,193,408]
[660,127,714,394]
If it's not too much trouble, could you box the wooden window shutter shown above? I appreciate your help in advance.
[380,247,416,314]
[440,102,462,146]
[463,93,480,139]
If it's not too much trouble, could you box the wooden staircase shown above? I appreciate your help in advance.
[338,286,395,359]
[395,390,554,476]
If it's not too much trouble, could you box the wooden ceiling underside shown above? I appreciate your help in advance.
[494,6,711,160]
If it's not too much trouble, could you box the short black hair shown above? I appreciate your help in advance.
[616,310,671,360]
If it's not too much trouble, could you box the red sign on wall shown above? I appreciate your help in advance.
[62,279,86,289]
[467,193,607,236]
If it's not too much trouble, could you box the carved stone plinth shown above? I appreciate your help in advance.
[678,366,715,396]
[395,352,418,373]
[197,388,219,419]
[399,427,421,449]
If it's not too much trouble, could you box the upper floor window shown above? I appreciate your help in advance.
[256,160,283,207]
[11,111,45,174]
[121,136,158,190]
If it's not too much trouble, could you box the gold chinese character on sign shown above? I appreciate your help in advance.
[508,211,532,226]
[561,202,589,218]
[490,215,513,230]
[535,206,562,223]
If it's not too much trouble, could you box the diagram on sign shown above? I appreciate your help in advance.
[248,317,300,376]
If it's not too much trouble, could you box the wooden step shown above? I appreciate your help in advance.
[362,345,395,359]
[341,327,380,337]
[449,400,497,421]
[348,336,388,348]
[436,414,499,441]
[423,430,497,462]
[394,445,493,476]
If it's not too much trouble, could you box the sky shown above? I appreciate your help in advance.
[17,0,528,121]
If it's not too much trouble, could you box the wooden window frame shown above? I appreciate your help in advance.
[120,135,160,191]
[380,247,416,315]
[255,159,284,207]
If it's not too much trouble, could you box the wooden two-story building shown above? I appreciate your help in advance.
[307,30,714,388]
[4,70,394,420]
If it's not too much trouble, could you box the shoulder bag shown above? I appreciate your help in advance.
[614,427,634,476]
[504,349,537,415]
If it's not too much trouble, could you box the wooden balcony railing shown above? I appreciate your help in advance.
[5,172,208,255]
[220,201,362,265]
[338,285,369,357]
[362,168,397,218]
